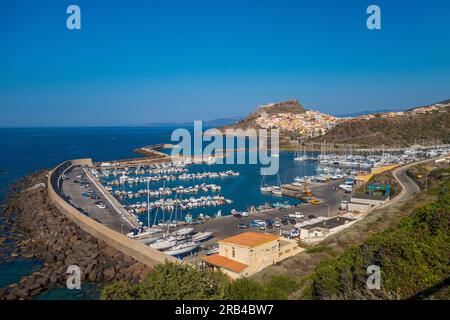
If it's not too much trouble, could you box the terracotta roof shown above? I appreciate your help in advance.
[202,254,249,273]
[218,232,279,248]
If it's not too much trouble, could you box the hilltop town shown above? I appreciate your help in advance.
[223,99,450,147]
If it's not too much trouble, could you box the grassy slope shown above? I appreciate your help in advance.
[254,165,449,299]
[310,108,450,147]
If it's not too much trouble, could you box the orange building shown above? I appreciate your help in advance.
[202,232,302,279]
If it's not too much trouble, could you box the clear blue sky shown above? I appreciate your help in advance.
[0,0,449,127]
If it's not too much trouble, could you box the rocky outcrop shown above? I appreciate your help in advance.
[0,171,152,300]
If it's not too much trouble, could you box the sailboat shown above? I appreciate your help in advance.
[271,174,283,196]
[294,145,315,161]
[164,241,200,256]
[260,175,273,192]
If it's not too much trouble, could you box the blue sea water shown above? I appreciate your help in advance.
[0,126,318,299]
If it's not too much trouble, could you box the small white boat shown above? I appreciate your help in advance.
[150,238,177,250]
[138,236,163,245]
[272,187,282,195]
[191,232,213,242]
[206,246,219,256]
[164,241,200,256]
[127,227,162,240]
[171,227,194,237]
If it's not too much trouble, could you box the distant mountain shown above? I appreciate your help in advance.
[146,116,244,127]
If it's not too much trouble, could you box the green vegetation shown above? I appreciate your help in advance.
[302,168,450,299]
[311,107,450,147]
[101,262,299,300]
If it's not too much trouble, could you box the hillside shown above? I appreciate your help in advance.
[302,166,450,300]
[311,106,450,147]
[221,99,307,131]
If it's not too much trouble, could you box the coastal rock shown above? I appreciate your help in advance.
[0,170,152,300]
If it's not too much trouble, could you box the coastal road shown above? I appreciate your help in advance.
[380,159,432,209]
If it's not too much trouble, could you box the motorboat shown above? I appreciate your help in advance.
[205,245,219,256]
[164,241,200,256]
[150,238,178,250]
[272,187,283,195]
[127,227,162,240]
[138,236,163,245]
[191,232,213,242]
[171,227,194,237]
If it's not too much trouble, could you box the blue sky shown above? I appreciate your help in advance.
[0,0,449,127]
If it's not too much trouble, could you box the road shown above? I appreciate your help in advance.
[381,159,428,209]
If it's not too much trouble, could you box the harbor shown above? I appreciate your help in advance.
[56,142,450,262]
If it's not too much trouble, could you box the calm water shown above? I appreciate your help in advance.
[0,126,317,299]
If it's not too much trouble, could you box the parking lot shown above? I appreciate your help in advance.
[61,166,134,234]
[193,179,353,246]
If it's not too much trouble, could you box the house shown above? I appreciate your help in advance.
[201,232,302,279]
[298,216,357,242]
[347,193,389,213]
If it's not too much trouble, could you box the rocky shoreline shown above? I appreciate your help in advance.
[0,170,152,300]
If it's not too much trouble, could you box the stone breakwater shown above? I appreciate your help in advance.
[0,171,152,300]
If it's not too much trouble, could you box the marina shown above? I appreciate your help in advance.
[59,142,450,260]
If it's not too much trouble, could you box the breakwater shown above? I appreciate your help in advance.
[0,170,152,300]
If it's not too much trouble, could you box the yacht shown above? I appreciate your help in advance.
[164,241,200,256]
[191,232,213,242]
[171,227,194,237]
[150,238,178,251]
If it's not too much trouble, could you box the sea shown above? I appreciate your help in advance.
[0,126,319,299]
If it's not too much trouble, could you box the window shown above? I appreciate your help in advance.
[232,247,235,258]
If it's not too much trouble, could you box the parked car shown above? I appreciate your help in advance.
[238,223,250,229]
[259,225,266,230]
[289,212,304,219]
[250,221,260,227]
[96,203,106,209]
[281,219,289,225]
[340,200,348,211]
[308,214,316,219]
[233,213,243,219]
[281,228,300,239]
[241,211,249,217]
[289,219,297,225]
[253,219,266,226]
[273,221,281,227]
[265,219,276,226]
